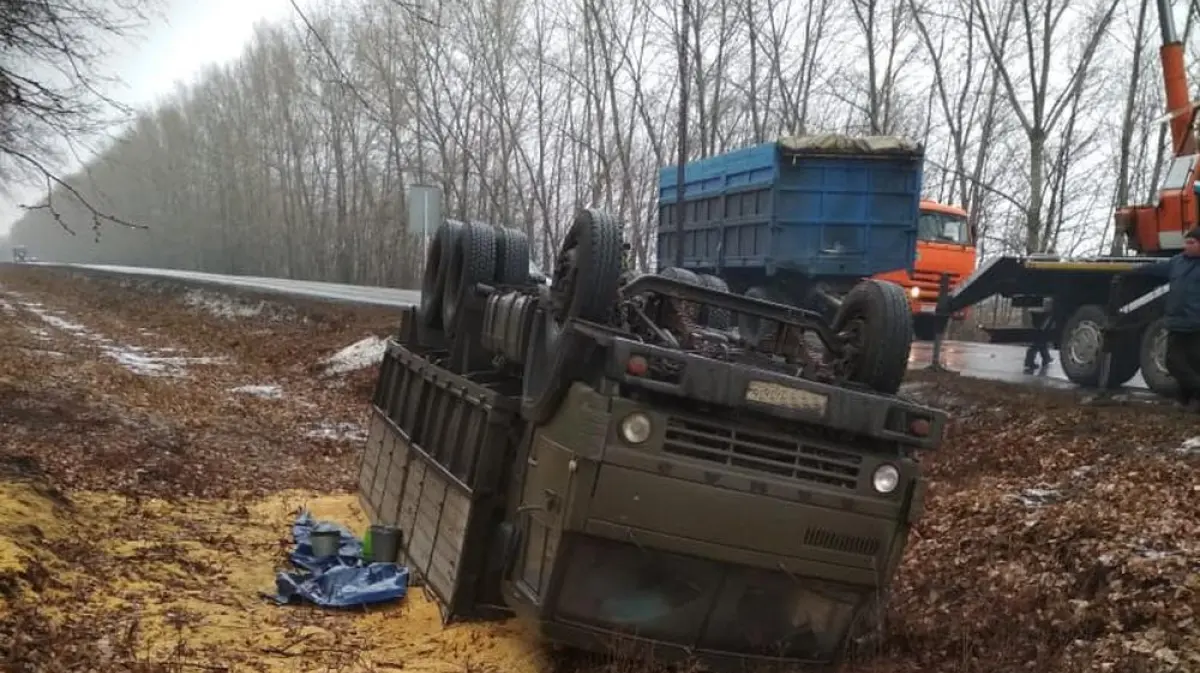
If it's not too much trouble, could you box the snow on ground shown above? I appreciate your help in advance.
[183,288,266,319]
[14,296,228,378]
[228,384,283,399]
[305,421,368,442]
[318,335,387,376]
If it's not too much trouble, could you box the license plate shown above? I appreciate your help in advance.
[744,381,828,414]
[920,305,936,313]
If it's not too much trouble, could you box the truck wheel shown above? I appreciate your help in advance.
[831,279,913,395]
[697,274,733,329]
[495,227,531,286]
[522,209,623,423]
[1060,304,1139,388]
[442,221,497,334]
[548,209,624,323]
[419,221,462,328]
[1139,318,1179,397]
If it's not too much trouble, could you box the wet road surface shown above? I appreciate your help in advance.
[909,340,1150,391]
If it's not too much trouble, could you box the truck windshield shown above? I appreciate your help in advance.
[917,211,970,246]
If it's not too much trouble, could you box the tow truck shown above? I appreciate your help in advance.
[941,0,1198,398]
[358,192,948,670]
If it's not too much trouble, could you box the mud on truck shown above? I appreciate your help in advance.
[358,205,949,670]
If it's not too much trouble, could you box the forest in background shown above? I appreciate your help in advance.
[2,0,1195,288]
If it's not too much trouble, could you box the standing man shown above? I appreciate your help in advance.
[1023,298,1055,374]
[1130,227,1200,409]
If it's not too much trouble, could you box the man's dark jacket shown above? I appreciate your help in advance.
[1138,253,1200,331]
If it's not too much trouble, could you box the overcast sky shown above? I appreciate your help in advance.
[0,0,294,237]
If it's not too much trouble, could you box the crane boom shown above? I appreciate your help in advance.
[1114,0,1199,255]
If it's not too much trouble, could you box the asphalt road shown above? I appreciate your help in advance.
[21,261,1147,393]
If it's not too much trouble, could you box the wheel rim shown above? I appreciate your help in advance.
[1151,326,1169,373]
[549,232,579,324]
[1066,319,1101,368]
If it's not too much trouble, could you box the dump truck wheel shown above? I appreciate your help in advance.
[442,221,497,334]
[419,221,462,328]
[697,274,733,329]
[1139,318,1178,397]
[1060,304,1139,388]
[495,227,531,286]
[832,279,913,395]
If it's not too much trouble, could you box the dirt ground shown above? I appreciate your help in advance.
[0,265,1197,673]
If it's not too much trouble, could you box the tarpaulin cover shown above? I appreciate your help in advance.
[269,509,409,608]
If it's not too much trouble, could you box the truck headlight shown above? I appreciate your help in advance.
[872,464,900,494]
[619,412,652,445]
[909,286,921,299]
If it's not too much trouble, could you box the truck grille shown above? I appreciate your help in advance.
[662,416,862,489]
[911,270,960,290]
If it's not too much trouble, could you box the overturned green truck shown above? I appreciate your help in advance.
[358,207,948,670]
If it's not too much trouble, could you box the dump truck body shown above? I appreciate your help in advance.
[655,135,925,318]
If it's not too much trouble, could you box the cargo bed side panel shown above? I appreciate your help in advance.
[357,342,521,622]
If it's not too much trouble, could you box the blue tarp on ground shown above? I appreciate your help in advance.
[268,510,409,608]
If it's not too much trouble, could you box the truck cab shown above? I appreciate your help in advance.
[874,201,977,340]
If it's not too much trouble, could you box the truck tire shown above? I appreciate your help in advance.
[442,221,497,334]
[831,279,913,395]
[522,209,623,423]
[1060,304,1140,388]
[419,221,462,328]
[1139,318,1178,397]
[495,227,530,286]
[697,274,733,329]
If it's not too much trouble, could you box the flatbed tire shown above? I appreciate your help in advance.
[1060,304,1140,388]
[833,279,913,395]
[419,221,463,328]
[1139,317,1178,397]
[442,221,498,335]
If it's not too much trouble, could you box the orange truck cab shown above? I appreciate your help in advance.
[874,200,977,340]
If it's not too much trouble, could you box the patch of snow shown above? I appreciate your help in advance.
[102,345,228,378]
[306,421,368,443]
[183,288,265,320]
[0,298,14,313]
[26,326,51,341]
[1010,487,1063,508]
[13,296,227,378]
[24,305,88,334]
[1179,436,1200,456]
[319,336,387,376]
[18,348,65,358]
[229,384,283,399]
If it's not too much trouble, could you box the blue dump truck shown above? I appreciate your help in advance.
[656,135,925,327]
